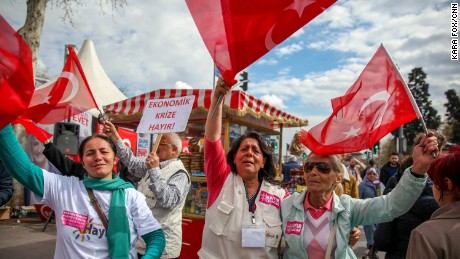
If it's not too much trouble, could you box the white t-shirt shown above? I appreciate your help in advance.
[39,170,161,259]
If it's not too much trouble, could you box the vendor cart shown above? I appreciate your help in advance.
[104,88,307,258]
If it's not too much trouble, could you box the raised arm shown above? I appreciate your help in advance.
[205,77,230,142]
[42,138,85,179]
[350,132,439,226]
[103,121,148,179]
[0,125,44,197]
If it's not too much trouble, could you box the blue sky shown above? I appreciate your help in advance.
[1,0,459,152]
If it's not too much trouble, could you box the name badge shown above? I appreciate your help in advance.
[242,224,265,247]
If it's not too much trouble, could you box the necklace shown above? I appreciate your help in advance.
[243,180,262,224]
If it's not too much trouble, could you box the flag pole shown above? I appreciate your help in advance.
[381,44,436,157]
[210,79,249,120]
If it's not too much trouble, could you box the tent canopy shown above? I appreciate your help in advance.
[104,89,308,129]
[37,40,126,117]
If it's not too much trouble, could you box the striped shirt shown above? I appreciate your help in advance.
[115,140,190,209]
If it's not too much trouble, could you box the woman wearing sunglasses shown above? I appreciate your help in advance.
[280,133,439,259]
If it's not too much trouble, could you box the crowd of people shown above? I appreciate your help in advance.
[0,77,459,259]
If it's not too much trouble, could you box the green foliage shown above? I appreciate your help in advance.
[403,67,441,150]
[444,89,460,143]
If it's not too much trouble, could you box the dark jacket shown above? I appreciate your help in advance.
[0,159,13,206]
[281,161,301,183]
[374,181,439,259]
[379,162,399,186]
[43,142,85,179]
[43,142,140,185]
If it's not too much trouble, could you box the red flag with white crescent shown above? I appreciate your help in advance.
[21,46,99,124]
[185,0,337,85]
[0,15,34,129]
[300,45,419,155]
[11,117,53,143]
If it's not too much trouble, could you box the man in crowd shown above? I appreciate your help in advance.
[379,152,400,186]
[347,157,364,184]
[281,155,301,183]
[340,154,358,198]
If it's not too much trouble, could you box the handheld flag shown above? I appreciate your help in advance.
[21,46,99,124]
[185,0,337,85]
[300,45,419,155]
[12,118,53,143]
[0,15,34,129]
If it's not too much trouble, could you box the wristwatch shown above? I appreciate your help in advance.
[409,167,425,178]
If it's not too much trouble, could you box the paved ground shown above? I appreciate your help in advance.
[0,218,56,258]
[353,226,386,259]
[0,219,385,258]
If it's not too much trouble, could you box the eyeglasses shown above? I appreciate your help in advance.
[304,162,332,174]
[159,142,173,146]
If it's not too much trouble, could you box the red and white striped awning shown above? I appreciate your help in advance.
[104,89,307,128]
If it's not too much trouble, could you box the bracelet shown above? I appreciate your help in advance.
[409,167,425,178]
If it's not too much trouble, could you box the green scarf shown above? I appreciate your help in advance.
[83,174,134,258]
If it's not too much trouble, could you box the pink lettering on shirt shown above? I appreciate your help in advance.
[259,190,281,209]
[285,221,304,235]
[61,210,88,230]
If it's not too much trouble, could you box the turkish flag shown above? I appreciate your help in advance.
[0,15,34,129]
[118,127,138,155]
[300,45,419,155]
[96,122,137,154]
[185,0,336,85]
[11,117,53,143]
[21,46,99,124]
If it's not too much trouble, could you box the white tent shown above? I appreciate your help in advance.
[38,39,127,117]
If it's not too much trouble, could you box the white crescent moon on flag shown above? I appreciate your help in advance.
[265,25,278,51]
[358,91,390,130]
[264,0,320,52]
[58,71,80,103]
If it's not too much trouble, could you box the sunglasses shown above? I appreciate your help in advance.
[159,142,174,146]
[304,162,332,174]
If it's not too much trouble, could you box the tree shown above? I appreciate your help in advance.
[10,0,126,207]
[16,0,127,73]
[444,89,460,143]
[403,67,441,150]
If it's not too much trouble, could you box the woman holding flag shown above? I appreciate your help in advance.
[199,77,288,258]
[280,134,439,258]
[0,123,166,259]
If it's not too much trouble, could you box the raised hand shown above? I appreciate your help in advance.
[102,120,121,142]
[146,151,160,169]
[411,131,439,174]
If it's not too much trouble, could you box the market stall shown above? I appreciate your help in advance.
[103,88,307,257]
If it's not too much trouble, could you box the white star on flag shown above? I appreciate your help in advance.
[289,0,316,17]
[343,126,360,139]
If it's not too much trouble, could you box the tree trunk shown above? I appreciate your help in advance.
[17,0,49,75]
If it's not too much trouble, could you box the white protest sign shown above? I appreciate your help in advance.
[136,95,195,134]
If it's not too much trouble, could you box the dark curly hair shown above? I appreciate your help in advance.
[226,131,278,185]
[79,134,117,160]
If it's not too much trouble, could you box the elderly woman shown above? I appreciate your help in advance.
[0,124,165,259]
[407,147,460,259]
[281,133,438,259]
[199,78,288,258]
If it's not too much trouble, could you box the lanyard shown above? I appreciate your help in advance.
[244,181,262,224]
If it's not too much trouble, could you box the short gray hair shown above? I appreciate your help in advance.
[168,133,182,157]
